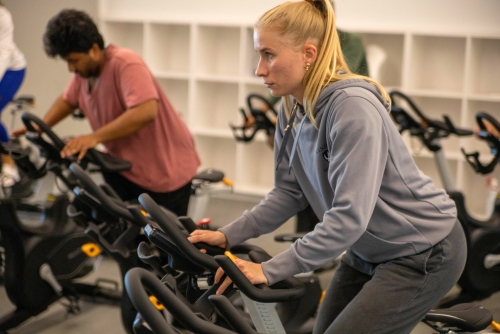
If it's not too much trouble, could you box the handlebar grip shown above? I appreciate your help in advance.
[139,193,220,272]
[21,112,66,150]
[125,268,236,334]
[208,295,257,334]
[194,242,226,256]
[214,255,306,303]
[177,216,199,233]
[69,163,135,223]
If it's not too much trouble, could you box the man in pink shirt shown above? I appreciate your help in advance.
[13,9,200,216]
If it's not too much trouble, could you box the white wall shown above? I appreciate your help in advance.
[2,0,98,137]
[3,0,499,137]
[100,0,500,34]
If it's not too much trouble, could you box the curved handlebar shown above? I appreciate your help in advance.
[125,267,236,334]
[462,112,500,174]
[214,255,306,303]
[230,93,278,142]
[138,193,220,272]
[389,90,472,138]
[69,163,136,223]
[21,112,66,149]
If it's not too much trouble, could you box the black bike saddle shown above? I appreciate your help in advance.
[193,168,224,183]
[424,303,493,333]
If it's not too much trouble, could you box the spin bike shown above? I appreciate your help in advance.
[390,90,500,307]
[0,112,131,333]
[127,193,323,334]
[124,194,495,334]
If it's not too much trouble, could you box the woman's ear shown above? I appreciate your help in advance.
[303,42,318,65]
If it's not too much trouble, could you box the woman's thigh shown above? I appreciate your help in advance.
[319,221,466,334]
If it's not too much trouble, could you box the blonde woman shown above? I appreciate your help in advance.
[189,1,466,332]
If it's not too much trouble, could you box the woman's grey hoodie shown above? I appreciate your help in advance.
[219,79,457,285]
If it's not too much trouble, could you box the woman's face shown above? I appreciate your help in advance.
[254,28,307,103]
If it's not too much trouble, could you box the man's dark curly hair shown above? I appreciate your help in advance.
[43,9,104,58]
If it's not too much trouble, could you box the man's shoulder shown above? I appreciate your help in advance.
[106,44,146,67]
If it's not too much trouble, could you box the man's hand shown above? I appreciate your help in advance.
[11,126,28,137]
[214,259,269,295]
[60,134,99,160]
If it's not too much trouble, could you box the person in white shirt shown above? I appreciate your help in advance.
[0,2,26,187]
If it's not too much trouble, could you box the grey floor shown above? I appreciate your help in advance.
[2,195,500,333]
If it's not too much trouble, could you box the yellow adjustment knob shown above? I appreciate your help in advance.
[491,320,500,331]
[149,295,165,311]
[81,243,101,257]
[222,178,233,187]
[319,290,326,304]
[46,194,57,201]
[224,251,238,261]
[141,209,148,216]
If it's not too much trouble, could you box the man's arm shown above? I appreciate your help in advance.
[60,98,158,160]
[11,94,75,137]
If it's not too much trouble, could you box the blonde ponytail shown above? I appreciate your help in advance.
[256,0,390,127]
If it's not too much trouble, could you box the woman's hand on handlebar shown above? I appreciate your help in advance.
[214,259,269,295]
[187,230,228,249]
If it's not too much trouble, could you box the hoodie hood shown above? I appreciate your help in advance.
[313,78,390,117]
[277,78,390,170]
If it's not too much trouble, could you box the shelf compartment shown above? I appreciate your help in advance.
[236,141,275,193]
[194,135,236,182]
[468,37,500,96]
[156,78,189,119]
[102,21,144,56]
[195,25,240,76]
[147,23,190,73]
[192,80,239,131]
[407,35,466,93]
[358,32,404,86]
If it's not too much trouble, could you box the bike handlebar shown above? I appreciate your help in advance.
[69,163,137,223]
[462,112,500,174]
[214,255,306,303]
[125,267,237,334]
[138,193,221,272]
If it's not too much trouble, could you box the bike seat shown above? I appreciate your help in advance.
[193,169,224,183]
[12,95,35,105]
[424,303,493,332]
[85,149,132,172]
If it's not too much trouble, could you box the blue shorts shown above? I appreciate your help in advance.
[0,68,26,143]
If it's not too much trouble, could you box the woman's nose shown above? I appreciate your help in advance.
[255,58,267,77]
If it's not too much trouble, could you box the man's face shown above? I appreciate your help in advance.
[63,45,102,78]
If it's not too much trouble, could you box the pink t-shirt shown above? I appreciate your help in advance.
[63,44,200,192]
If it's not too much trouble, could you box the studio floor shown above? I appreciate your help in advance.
[2,198,500,334]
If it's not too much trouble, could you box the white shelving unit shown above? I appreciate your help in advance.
[98,1,500,216]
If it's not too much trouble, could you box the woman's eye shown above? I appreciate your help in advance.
[266,52,273,59]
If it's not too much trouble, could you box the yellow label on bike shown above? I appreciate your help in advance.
[224,251,238,261]
[81,243,101,257]
[46,194,56,201]
[222,178,233,187]
[149,295,165,311]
